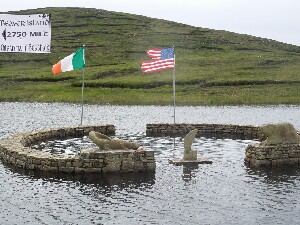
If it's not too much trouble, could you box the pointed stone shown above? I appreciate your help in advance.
[169,129,212,165]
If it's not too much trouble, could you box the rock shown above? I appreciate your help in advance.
[88,131,139,150]
[260,123,300,145]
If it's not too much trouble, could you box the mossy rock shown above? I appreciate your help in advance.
[260,123,300,145]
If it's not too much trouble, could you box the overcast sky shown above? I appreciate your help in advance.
[2,0,300,46]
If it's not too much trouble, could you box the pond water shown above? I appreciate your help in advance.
[0,102,299,225]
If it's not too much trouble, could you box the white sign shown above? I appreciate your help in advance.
[0,14,51,53]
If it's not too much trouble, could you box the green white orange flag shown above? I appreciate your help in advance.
[52,47,85,75]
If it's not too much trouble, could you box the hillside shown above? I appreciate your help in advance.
[0,7,299,105]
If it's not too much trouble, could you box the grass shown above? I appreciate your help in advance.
[0,7,299,105]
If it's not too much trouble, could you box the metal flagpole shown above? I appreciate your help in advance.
[172,48,176,155]
[172,50,176,124]
[80,67,85,125]
[80,45,85,126]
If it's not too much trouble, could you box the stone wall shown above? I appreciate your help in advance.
[146,123,265,140]
[0,125,155,174]
[245,143,300,167]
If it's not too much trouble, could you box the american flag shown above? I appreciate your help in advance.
[141,47,175,73]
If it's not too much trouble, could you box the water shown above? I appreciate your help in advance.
[32,136,97,155]
[0,102,299,225]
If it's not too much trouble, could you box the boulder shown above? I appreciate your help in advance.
[89,131,139,150]
[260,123,300,145]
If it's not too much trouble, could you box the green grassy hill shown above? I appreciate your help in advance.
[0,7,299,105]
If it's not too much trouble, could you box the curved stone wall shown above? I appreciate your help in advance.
[0,125,155,174]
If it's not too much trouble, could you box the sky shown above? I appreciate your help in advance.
[1,0,300,46]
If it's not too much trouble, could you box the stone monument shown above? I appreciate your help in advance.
[260,123,300,145]
[169,129,212,165]
[89,131,140,150]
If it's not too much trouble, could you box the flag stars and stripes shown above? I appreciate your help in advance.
[161,48,174,60]
[146,48,161,60]
[141,47,175,73]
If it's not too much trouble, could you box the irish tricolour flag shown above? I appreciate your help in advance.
[52,47,85,75]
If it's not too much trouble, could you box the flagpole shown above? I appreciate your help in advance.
[80,67,85,125]
[172,51,176,124]
[80,45,85,126]
[172,50,176,156]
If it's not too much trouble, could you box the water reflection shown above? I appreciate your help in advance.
[3,163,156,189]
[246,166,300,185]
[182,165,199,182]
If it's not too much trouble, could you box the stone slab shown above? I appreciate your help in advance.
[169,158,212,166]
